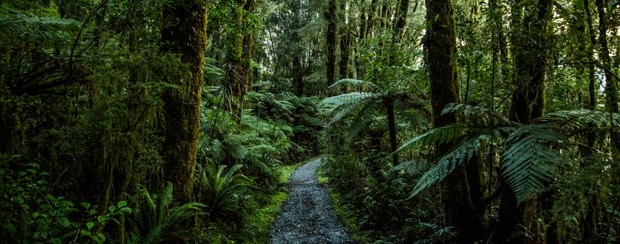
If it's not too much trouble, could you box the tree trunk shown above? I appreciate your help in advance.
[242,0,256,96]
[494,0,552,242]
[0,97,25,155]
[385,96,398,165]
[367,0,379,38]
[293,54,304,97]
[325,0,337,86]
[425,0,484,241]
[225,1,246,124]
[393,0,409,42]
[339,1,351,79]
[596,0,619,153]
[583,0,597,112]
[161,0,209,203]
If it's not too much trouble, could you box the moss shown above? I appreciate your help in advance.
[241,192,288,242]
[316,163,329,184]
[278,162,304,184]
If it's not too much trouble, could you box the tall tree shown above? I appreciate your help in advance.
[392,0,410,42]
[242,0,257,96]
[494,0,553,242]
[338,1,351,79]
[425,0,484,241]
[225,1,246,123]
[161,0,209,202]
[325,0,337,86]
[596,0,619,152]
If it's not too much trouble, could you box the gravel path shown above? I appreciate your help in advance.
[270,158,353,244]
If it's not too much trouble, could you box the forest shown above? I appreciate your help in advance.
[1,0,619,243]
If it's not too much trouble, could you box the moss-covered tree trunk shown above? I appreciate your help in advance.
[325,0,337,86]
[161,0,208,203]
[225,1,246,124]
[241,0,256,98]
[392,0,410,42]
[493,0,552,242]
[425,0,484,241]
[338,1,350,80]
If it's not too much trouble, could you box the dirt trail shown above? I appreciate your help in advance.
[269,158,353,244]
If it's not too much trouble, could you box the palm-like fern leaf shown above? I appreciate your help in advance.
[322,92,377,125]
[328,78,381,91]
[197,164,249,215]
[410,134,488,197]
[322,92,377,108]
[346,100,382,140]
[394,124,467,154]
[537,109,620,131]
[403,105,620,204]
[501,124,565,203]
[133,184,206,244]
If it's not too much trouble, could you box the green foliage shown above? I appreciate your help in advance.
[321,154,440,242]
[322,78,430,149]
[328,79,382,91]
[399,103,620,203]
[129,183,207,243]
[0,4,80,44]
[0,161,131,243]
[323,92,378,125]
[501,124,564,201]
[195,163,249,217]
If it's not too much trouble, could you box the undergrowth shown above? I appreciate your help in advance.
[196,158,307,243]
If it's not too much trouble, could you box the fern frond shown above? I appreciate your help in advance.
[143,225,164,244]
[247,144,279,154]
[328,78,381,91]
[409,135,487,197]
[246,156,273,175]
[346,100,381,140]
[223,136,249,159]
[442,103,513,126]
[159,183,174,225]
[501,124,565,203]
[394,159,431,177]
[441,103,486,116]
[322,92,377,108]
[326,95,376,125]
[394,124,467,154]
[537,109,620,132]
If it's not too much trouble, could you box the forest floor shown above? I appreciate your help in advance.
[269,158,353,244]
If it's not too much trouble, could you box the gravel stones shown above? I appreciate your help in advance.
[270,158,353,244]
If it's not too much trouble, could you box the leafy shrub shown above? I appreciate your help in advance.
[0,161,131,243]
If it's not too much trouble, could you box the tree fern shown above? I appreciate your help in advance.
[0,6,80,43]
[401,103,620,203]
